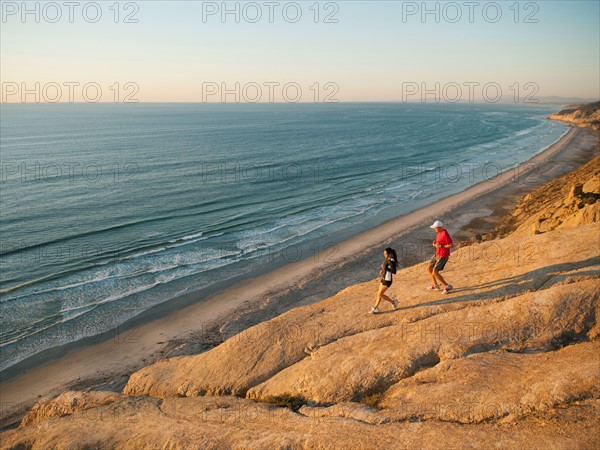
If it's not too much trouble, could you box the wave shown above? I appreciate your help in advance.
[515,128,533,136]
[0,231,227,300]
[235,199,385,257]
[169,231,203,243]
[0,215,175,258]
[0,251,241,348]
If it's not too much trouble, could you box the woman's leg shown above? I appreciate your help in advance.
[375,284,394,307]
[375,284,388,308]
[381,293,394,304]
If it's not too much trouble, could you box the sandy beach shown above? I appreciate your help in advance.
[1,123,598,429]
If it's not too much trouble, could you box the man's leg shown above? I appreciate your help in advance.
[433,270,448,288]
[426,264,437,286]
[433,257,450,289]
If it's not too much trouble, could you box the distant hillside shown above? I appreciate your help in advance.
[549,101,600,131]
[536,96,599,105]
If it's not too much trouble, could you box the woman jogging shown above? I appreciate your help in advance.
[369,247,399,314]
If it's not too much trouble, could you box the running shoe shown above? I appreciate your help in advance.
[442,285,454,295]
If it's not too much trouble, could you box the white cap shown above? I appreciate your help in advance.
[430,220,444,229]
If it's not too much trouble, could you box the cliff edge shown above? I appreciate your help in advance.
[548,101,600,131]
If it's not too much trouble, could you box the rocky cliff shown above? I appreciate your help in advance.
[495,155,599,237]
[548,101,600,131]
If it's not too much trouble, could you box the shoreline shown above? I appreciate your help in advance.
[1,124,598,429]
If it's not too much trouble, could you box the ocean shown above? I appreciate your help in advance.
[0,102,568,372]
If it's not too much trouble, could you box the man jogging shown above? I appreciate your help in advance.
[426,220,454,294]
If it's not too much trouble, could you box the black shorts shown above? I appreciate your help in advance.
[428,255,448,271]
[381,279,393,287]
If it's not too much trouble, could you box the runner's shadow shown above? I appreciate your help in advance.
[396,256,600,311]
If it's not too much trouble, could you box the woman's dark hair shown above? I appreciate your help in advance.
[384,247,399,267]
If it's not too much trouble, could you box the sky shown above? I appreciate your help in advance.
[1,0,599,102]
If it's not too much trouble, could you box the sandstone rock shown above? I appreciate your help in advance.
[567,184,584,200]
[496,156,600,237]
[556,202,600,230]
[2,392,598,449]
[20,390,121,427]
[379,341,600,423]
[583,176,600,195]
[246,280,599,404]
[514,195,599,236]
[299,402,390,424]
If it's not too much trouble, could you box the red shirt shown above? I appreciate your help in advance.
[435,229,453,258]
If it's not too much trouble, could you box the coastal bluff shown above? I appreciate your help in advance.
[495,154,600,237]
[548,101,600,131]
[2,160,599,449]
